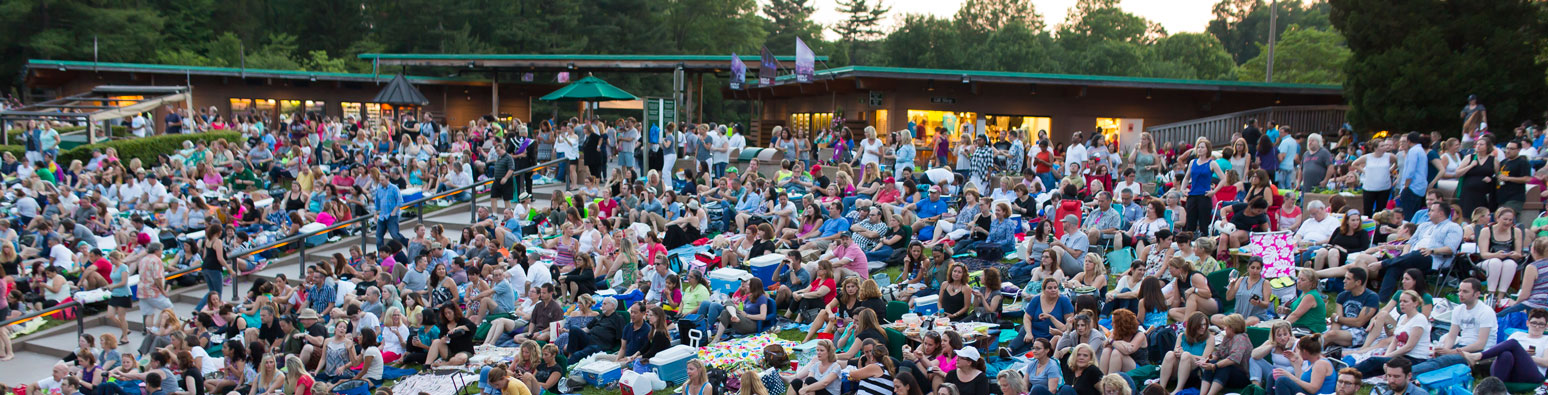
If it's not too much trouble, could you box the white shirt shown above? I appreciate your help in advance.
[131,115,149,137]
[710,133,731,164]
[119,182,145,204]
[1065,143,1088,169]
[190,345,222,375]
[504,264,529,298]
[578,228,601,255]
[14,196,38,217]
[1506,332,1548,375]
[1395,313,1434,360]
[526,261,553,293]
[1293,215,1342,244]
[1451,300,1498,350]
[729,134,747,152]
[355,312,381,334]
[49,244,74,270]
[859,139,884,166]
[1114,181,1142,197]
[146,182,170,204]
[380,325,410,354]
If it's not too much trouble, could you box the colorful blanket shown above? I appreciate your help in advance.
[696,333,799,370]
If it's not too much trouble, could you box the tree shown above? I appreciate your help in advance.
[1234,26,1347,84]
[1151,32,1237,79]
[1058,0,1165,48]
[880,14,968,70]
[1331,0,1547,135]
[1207,0,1333,64]
[763,0,836,63]
[833,0,891,61]
[975,21,1064,73]
[954,0,1044,33]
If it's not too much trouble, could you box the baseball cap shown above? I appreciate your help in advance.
[956,347,981,361]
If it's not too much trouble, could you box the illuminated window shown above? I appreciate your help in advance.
[279,100,302,117]
[905,110,978,141]
[107,95,144,107]
[1095,118,1122,143]
[787,112,835,133]
[229,99,253,117]
[255,99,276,115]
[984,115,1052,141]
[873,110,889,141]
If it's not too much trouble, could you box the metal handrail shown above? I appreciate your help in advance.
[0,158,563,338]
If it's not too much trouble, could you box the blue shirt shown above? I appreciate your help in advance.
[1026,295,1073,339]
[491,281,515,314]
[986,217,1020,251]
[818,217,851,238]
[1410,219,1463,270]
[917,197,947,220]
[307,282,337,313]
[735,189,764,213]
[1278,137,1300,172]
[622,321,653,356]
[374,183,403,218]
[1020,357,1062,391]
[1399,144,1429,195]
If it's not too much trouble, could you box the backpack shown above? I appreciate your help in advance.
[1144,325,1177,366]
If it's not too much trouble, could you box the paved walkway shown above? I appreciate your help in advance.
[0,182,567,386]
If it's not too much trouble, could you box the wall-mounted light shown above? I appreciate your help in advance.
[960,74,970,84]
[925,80,935,92]
[1274,95,1282,104]
[1145,88,1152,100]
[309,76,317,82]
[57,65,66,71]
[1029,84,1038,95]
[467,62,476,69]
[567,63,576,70]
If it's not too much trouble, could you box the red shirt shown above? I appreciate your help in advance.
[810,277,838,305]
[1035,151,1053,173]
[597,198,619,219]
[92,258,112,281]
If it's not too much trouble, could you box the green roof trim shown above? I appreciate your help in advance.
[777,65,1340,91]
[27,59,478,82]
[358,53,829,62]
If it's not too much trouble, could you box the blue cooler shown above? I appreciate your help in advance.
[400,187,425,203]
[708,268,751,295]
[913,295,940,315]
[649,345,698,384]
[747,254,784,286]
[575,359,623,387]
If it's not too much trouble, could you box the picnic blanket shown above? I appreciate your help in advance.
[697,333,799,370]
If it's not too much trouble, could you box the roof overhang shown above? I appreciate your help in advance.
[359,53,829,73]
[733,66,1344,98]
[25,59,481,85]
[2,85,191,123]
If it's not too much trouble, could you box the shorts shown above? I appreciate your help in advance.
[139,295,173,317]
[108,296,132,308]
[491,180,513,199]
[1346,326,1368,346]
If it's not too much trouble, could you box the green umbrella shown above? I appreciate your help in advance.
[539,75,638,101]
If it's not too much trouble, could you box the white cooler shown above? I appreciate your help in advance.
[708,268,752,295]
[648,345,697,384]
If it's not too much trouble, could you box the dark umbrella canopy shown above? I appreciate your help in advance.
[372,74,430,106]
[539,75,638,101]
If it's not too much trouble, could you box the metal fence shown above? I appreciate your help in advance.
[1,158,563,339]
[1146,105,1348,146]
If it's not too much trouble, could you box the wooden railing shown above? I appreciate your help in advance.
[1146,105,1348,146]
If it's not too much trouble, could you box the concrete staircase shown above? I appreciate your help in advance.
[0,182,568,385]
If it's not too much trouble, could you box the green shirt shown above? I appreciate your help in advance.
[681,284,711,314]
[35,167,55,184]
[1291,290,1327,333]
[1533,216,1548,237]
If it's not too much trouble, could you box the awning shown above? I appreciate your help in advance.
[371,74,430,106]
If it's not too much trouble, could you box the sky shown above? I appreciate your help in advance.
[807,0,1221,39]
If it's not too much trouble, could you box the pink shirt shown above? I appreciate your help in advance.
[830,242,869,276]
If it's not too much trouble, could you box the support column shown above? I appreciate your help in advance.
[492,72,501,118]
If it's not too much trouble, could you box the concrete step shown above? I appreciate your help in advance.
[0,351,68,385]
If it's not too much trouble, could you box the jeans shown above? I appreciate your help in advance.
[713,162,727,178]
[863,245,894,264]
[1202,364,1250,388]
[692,301,725,334]
[375,214,407,250]
[1273,375,1311,395]
[566,320,607,362]
[1378,251,1433,300]
[557,159,571,183]
[1006,327,1034,355]
[197,269,224,311]
[1498,302,1535,317]
[1354,356,1426,378]
[1037,172,1056,191]
[1399,189,1425,222]
[1412,353,1467,374]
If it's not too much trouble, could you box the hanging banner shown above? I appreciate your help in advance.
[730,53,746,90]
[795,37,815,83]
[759,46,777,86]
[557,72,571,83]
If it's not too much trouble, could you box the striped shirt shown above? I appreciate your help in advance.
[856,368,894,395]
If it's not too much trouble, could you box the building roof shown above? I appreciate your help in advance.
[25,59,481,84]
[755,65,1342,95]
[359,53,827,72]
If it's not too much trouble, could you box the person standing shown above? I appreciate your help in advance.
[1299,134,1334,195]
[1457,135,1499,216]
[1352,140,1395,217]
[1276,130,1300,188]
[1181,138,1225,234]
[711,125,732,178]
[1462,94,1488,140]
[581,123,608,180]
[373,171,407,250]
[196,226,231,310]
[511,126,535,198]
[1064,131,1088,171]
[490,143,516,211]
[164,106,183,135]
[1241,119,1262,158]
[617,120,640,175]
[1497,140,1532,214]
[661,123,680,176]
[1396,132,1430,220]
[131,112,151,137]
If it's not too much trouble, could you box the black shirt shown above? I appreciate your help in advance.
[1329,229,1370,252]
[1242,126,1262,156]
[945,370,991,395]
[1499,155,1531,203]
[1228,203,1270,232]
[589,311,629,346]
[445,317,477,355]
[1062,364,1104,395]
[641,331,672,364]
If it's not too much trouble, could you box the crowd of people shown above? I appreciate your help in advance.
[1,99,1547,395]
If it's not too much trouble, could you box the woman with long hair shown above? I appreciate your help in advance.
[282,355,316,395]
[1479,207,1527,304]
[1100,309,1147,374]
[1167,256,1216,323]
[805,277,860,342]
[783,339,842,395]
[784,261,836,322]
[714,278,769,341]
[684,359,718,395]
[1313,209,1370,270]
[1181,137,1225,233]
[1351,290,1433,377]
[1135,277,1169,327]
[836,309,888,360]
[1158,312,1214,391]
[940,262,976,320]
[848,339,897,395]
[1220,258,1272,326]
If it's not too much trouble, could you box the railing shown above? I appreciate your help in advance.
[1146,105,1348,146]
[0,158,564,339]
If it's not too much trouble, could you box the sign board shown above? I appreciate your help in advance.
[795,38,815,83]
[644,97,678,133]
[930,97,957,104]
[729,53,747,90]
[868,91,883,107]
